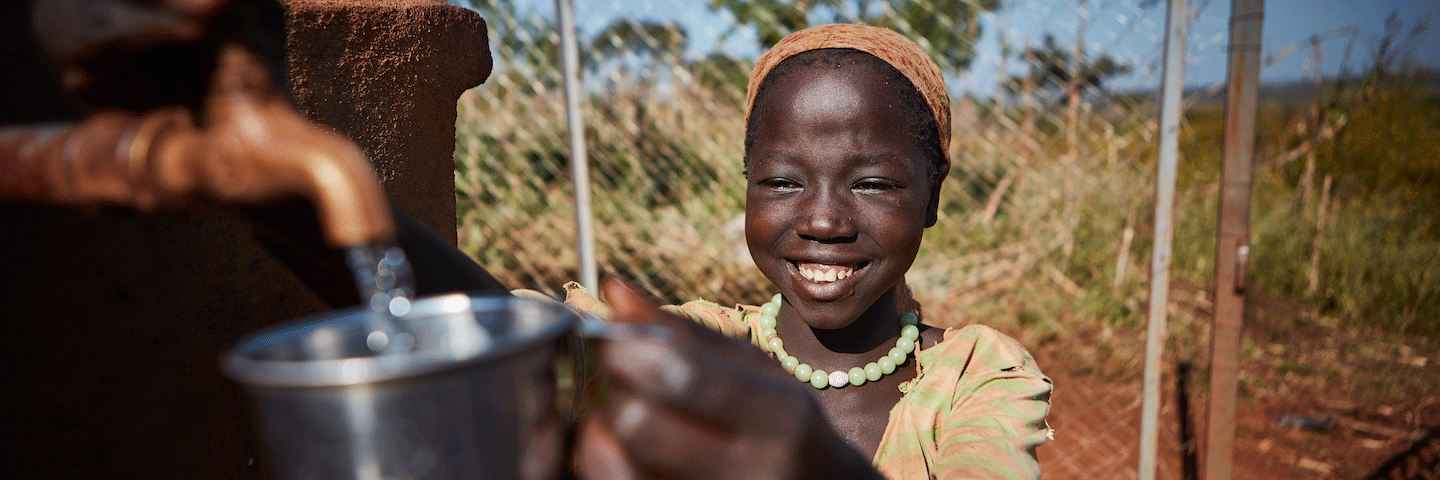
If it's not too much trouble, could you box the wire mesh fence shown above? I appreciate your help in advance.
[453,0,1220,310]
[450,0,1440,477]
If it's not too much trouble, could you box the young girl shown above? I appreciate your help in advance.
[557,24,1052,480]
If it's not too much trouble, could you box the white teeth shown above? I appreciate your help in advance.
[797,263,855,283]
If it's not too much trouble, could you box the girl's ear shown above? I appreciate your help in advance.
[924,162,949,228]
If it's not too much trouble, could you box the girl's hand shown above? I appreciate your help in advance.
[573,279,881,480]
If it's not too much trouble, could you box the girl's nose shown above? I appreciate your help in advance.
[794,190,857,242]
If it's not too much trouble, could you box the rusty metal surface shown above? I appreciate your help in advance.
[1205,1,1265,479]
[282,0,493,244]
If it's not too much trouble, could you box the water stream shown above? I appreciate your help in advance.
[345,244,417,354]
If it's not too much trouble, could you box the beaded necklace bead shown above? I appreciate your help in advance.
[756,294,919,389]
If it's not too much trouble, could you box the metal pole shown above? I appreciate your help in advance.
[1139,0,1189,478]
[1205,1,1263,479]
[557,0,598,291]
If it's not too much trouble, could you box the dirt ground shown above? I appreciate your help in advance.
[1032,298,1440,479]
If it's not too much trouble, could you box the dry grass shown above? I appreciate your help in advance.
[454,67,1440,380]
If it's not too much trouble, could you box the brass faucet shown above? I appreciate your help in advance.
[1,0,395,247]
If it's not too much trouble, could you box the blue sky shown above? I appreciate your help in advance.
[499,0,1440,94]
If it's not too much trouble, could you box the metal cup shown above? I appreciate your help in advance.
[223,294,581,480]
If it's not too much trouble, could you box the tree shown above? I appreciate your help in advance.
[1003,34,1131,103]
[709,0,999,74]
[451,0,562,96]
[688,53,752,99]
[590,19,689,75]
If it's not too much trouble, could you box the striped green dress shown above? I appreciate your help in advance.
[527,283,1053,480]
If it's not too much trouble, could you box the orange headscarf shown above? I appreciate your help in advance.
[745,24,952,153]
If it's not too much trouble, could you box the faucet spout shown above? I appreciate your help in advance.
[1,43,395,248]
[186,44,396,247]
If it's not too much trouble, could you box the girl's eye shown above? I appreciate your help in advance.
[853,179,899,193]
[759,178,801,191]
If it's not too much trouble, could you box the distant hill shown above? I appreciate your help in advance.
[1105,69,1440,108]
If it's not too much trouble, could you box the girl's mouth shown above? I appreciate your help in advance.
[793,261,866,283]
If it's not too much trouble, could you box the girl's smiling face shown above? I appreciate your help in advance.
[745,62,944,331]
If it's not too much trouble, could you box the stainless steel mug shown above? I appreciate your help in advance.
[223,294,581,480]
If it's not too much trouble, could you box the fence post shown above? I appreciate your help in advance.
[1139,0,1189,478]
[557,0,598,291]
[1205,1,1264,479]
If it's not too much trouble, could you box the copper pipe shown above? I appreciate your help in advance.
[1,44,394,247]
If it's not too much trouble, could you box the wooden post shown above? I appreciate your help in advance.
[1204,1,1264,479]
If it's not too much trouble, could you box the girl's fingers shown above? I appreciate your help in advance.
[573,416,640,480]
[600,389,801,480]
[586,278,864,479]
[600,338,808,431]
[606,394,733,478]
[598,278,715,341]
[598,276,778,362]
[595,277,815,433]
[591,276,826,477]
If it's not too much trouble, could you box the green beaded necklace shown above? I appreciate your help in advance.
[755,294,920,389]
